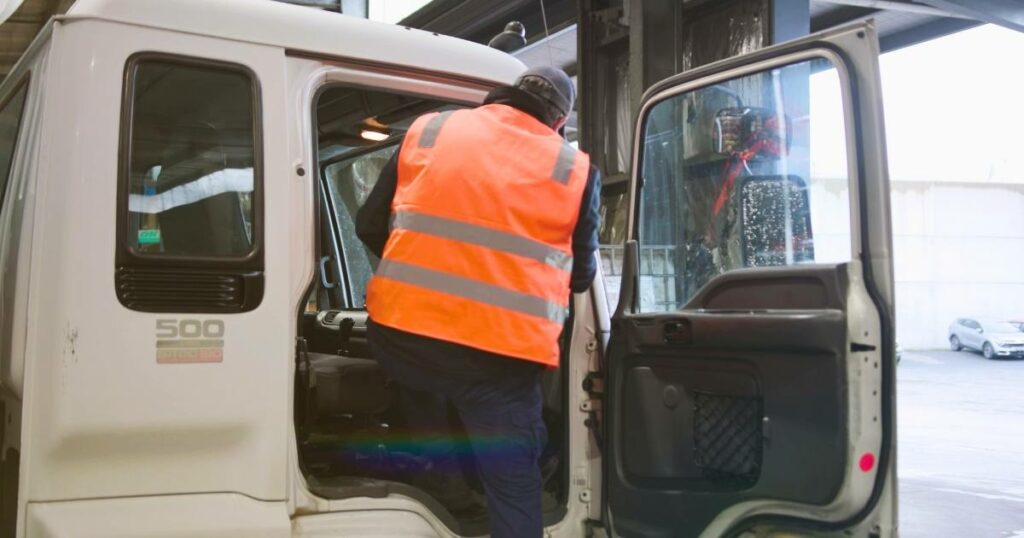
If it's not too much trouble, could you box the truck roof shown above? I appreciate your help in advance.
[62,0,525,87]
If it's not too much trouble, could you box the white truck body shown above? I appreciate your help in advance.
[0,1,897,536]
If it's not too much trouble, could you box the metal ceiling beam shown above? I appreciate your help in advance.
[402,0,529,32]
[811,1,984,52]
[918,0,1024,32]
[879,15,979,49]
[812,4,879,32]
[775,0,811,42]
[399,0,576,45]
[512,23,578,70]
[816,0,968,18]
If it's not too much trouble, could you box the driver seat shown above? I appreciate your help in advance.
[296,351,393,436]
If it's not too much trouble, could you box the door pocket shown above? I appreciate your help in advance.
[621,360,762,491]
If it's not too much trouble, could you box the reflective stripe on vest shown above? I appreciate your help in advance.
[418,111,453,148]
[551,143,577,185]
[366,105,590,366]
[376,259,569,323]
[390,210,572,272]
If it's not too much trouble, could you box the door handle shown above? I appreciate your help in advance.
[664,320,692,344]
[319,256,337,289]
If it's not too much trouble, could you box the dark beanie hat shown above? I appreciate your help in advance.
[514,66,575,118]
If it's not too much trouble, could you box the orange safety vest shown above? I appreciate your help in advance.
[365,104,590,367]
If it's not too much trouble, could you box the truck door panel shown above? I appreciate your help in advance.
[609,265,854,535]
[603,22,895,537]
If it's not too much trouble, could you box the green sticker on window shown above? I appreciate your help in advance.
[138,229,162,245]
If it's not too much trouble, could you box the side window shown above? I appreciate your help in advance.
[314,83,460,309]
[0,80,29,208]
[117,56,263,313]
[636,58,851,312]
[323,143,398,308]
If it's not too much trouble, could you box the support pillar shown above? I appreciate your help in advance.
[579,0,810,181]
[578,0,811,275]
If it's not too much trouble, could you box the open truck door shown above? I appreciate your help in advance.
[602,22,895,537]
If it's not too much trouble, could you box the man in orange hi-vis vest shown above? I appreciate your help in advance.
[356,66,601,538]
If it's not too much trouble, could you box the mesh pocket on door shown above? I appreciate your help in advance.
[693,391,763,488]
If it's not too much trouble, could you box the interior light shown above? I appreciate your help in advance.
[360,129,389,142]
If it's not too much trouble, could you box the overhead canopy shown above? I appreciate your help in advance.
[0,0,24,24]
[0,0,74,80]
[414,0,1010,74]
[921,0,1024,33]
[811,1,981,51]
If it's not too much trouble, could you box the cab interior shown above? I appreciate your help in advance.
[293,84,570,535]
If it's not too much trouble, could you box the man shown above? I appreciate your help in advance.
[356,66,600,538]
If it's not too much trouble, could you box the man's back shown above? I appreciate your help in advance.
[355,66,600,538]
[394,104,585,249]
[366,104,591,366]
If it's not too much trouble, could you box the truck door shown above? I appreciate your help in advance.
[602,22,895,537]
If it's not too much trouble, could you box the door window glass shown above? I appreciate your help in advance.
[0,81,28,207]
[315,83,460,308]
[323,143,399,307]
[636,58,851,312]
[124,59,258,257]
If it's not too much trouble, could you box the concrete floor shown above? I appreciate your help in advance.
[898,350,1024,538]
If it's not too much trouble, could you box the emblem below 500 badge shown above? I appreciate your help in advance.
[155,319,225,364]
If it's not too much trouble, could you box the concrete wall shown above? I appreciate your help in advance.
[891,181,1024,349]
[809,177,1024,349]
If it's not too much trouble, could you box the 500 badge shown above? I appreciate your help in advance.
[155,319,225,364]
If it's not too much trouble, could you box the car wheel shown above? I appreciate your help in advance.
[950,335,962,351]
[983,342,996,360]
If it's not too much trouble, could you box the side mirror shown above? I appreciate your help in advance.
[740,175,814,268]
[977,327,984,334]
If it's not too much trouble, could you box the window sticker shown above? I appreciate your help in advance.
[138,228,162,245]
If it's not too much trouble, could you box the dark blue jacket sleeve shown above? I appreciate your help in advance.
[355,151,399,259]
[570,166,602,293]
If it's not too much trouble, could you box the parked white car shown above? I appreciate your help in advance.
[949,318,1024,359]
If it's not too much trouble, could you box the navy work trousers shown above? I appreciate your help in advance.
[369,332,547,538]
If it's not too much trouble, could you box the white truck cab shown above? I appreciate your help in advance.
[0,0,897,536]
